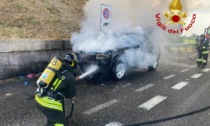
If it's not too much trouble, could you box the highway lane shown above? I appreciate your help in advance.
[0,54,210,126]
[72,63,210,126]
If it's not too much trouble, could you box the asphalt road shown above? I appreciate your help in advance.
[1,53,210,126]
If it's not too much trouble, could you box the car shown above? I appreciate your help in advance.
[74,31,160,81]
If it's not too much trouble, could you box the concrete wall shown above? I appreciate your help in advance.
[0,39,71,79]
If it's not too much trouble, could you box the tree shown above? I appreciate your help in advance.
[191,33,197,38]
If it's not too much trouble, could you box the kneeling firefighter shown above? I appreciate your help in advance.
[35,53,80,126]
[197,34,209,67]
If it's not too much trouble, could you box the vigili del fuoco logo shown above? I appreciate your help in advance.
[155,0,196,34]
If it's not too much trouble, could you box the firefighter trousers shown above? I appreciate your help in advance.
[36,100,67,126]
[197,50,203,65]
[202,53,208,66]
[197,51,208,66]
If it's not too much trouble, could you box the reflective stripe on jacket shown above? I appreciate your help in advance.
[202,50,209,54]
[54,123,64,126]
[197,58,202,61]
[35,94,63,111]
[203,60,207,63]
[51,78,63,91]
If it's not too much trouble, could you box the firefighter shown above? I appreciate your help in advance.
[202,37,209,67]
[197,35,203,66]
[197,34,209,67]
[35,53,79,126]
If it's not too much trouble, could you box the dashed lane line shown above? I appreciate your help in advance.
[171,81,189,90]
[180,68,189,73]
[83,99,120,115]
[163,74,175,80]
[105,122,122,126]
[202,68,210,72]
[138,95,167,110]
[190,73,202,79]
[135,84,154,92]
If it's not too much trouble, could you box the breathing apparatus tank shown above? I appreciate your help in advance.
[36,56,63,88]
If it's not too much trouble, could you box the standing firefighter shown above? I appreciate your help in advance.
[197,34,209,67]
[35,53,79,126]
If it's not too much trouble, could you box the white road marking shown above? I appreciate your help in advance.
[138,95,167,110]
[202,68,210,72]
[191,73,202,79]
[135,84,154,92]
[105,122,122,126]
[121,83,131,88]
[163,74,175,80]
[5,93,12,96]
[84,99,120,115]
[180,68,189,73]
[171,81,189,90]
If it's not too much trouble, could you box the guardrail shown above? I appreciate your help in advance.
[164,43,198,53]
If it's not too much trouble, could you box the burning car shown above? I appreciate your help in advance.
[74,31,160,80]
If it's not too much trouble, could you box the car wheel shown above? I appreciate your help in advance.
[111,60,126,80]
[148,60,158,71]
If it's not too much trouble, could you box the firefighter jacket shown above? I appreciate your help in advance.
[35,63,76,112]
[200,39,209,54]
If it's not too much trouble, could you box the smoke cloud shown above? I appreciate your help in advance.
[79,65,98,79]
[70,0,187,69]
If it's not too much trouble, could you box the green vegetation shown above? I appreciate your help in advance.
[11,3,26,11]
[0,0,87,39]
[47,17,60,24]
[47,5,61,14]
[181,38,196,43]
[26,17,41,25]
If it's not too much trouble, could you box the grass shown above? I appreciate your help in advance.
[182,38,196,44]
[47,17,60,24]
[26,17,41,25]
[47,6,61,14]
[11,3,25,11]
[0,0,88,39]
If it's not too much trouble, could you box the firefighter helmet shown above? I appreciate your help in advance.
[63,53,78,69]
[200,34,205,41]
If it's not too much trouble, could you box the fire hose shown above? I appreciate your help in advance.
[123,104,210,126]
[63,99,75,120]
[187,51,198,60]
[63,65,84,120]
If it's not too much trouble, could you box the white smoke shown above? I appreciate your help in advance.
[79,65,98,79]
[71,27,145,52]
[70,0,187,69]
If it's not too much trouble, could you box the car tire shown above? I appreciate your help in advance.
[111,60,126,80]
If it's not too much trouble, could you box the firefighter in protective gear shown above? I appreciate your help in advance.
[197,34,209,67]
[35,53,79,126]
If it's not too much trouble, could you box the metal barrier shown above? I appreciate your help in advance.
[164,43,197,53]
